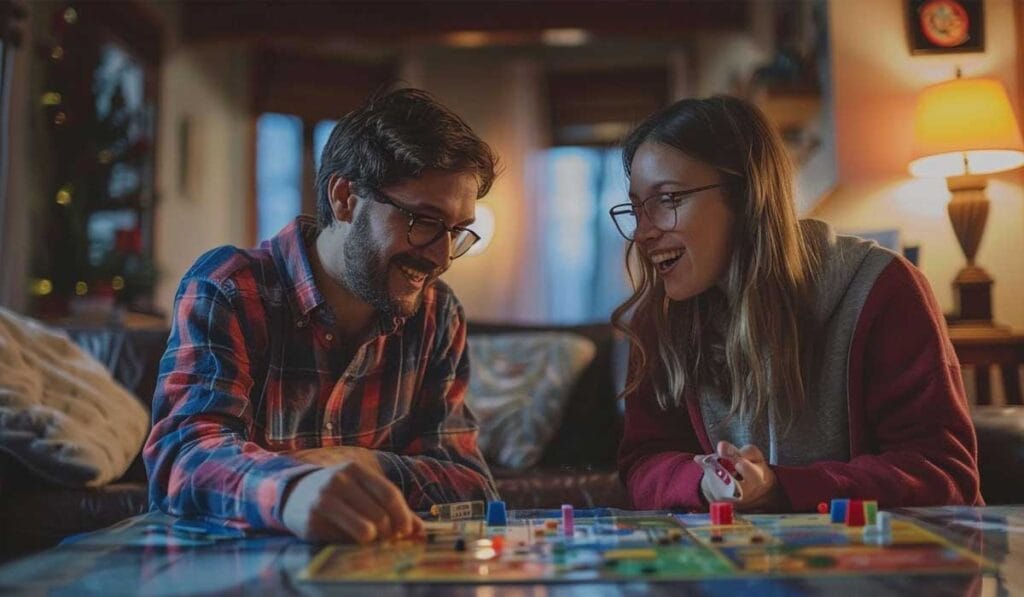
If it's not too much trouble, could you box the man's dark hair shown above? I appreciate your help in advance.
[315,88,499,228]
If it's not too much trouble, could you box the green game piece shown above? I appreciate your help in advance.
[864,501,878,525]
[805,555,838,569]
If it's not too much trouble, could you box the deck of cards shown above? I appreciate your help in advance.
[695,454,743,503]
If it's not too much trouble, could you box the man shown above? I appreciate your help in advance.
[144,89,499,544]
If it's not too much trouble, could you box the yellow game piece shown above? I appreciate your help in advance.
[603,549,657,561]
[429,501,485,521]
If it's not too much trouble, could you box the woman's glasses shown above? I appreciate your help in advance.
[608,183,722,240]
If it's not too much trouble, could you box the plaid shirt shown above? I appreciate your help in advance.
[144,217,497,532]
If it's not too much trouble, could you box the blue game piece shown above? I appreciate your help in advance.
[830,499,849,524]
[486,500,507,526]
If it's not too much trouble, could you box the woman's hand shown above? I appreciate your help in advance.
[710,441,785,511]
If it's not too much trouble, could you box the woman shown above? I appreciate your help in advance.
[612,96,981,512]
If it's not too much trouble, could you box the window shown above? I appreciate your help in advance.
[540,147,631,324]
[256,113,302,242]
[255,114,337,242]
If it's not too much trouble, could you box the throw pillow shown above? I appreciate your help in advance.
[466,332,596,470]
[0,307,150,487]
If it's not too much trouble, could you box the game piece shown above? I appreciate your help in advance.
[603,549,657,561]
[668,529,683,542]
[561,504,575,537]
[486,501,507,526]
[710,532,724,543]
[695,455,743,502]
[454,538,466,552]
[534,528,546,538]
[710,502,734,525]
[875,511,892,537]
[830,499,849,524]
[491,535,505,553]
[864,500,878,525]
[817,502,829,514]
[429,500,485,521]
[846,500,866,527]
[750,534,764,544]
[545,520,558,531]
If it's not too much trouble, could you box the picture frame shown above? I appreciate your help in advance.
[907,0,984,54]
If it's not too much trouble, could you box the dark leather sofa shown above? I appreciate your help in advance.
[0,322,629,561]
[2,323,1021,563]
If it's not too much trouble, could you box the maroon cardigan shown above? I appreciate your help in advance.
[618,257,983,511]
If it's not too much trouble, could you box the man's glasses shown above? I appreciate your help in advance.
[367,189,481,258]
[608,183,722,241]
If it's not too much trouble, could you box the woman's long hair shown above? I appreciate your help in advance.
[613,96,819,430]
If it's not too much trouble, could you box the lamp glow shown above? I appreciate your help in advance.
[909,76,1024,329]
[909,77,1024,177]
[466,203,495,257]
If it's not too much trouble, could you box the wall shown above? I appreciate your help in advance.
[0,3,45,312]
[813,0,1024,329]
[153,38,253,317]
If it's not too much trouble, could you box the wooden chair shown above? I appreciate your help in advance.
[948,327,1024,406]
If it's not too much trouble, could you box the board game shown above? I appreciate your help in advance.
[300,505,995,584]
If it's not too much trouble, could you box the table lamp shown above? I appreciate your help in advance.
[909,74,1024,330]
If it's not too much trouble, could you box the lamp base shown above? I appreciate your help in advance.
[948,265,1010,334]
[943,174,1008,333]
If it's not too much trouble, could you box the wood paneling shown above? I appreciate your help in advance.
[184,1,749,43]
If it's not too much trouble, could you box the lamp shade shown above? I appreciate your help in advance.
[909,77,1024,177]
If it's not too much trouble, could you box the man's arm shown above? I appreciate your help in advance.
[144,275,320,531]
[375,303,498,508]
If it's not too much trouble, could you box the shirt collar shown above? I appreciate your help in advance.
[269,215,407,336]
[268,216,326,317]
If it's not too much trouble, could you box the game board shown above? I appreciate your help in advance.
[300,508,995,584]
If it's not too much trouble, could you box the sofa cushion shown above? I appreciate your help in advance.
[466,332,596,470]
[492,468,628,509]
[0,308,150,488]
[0,477,148,561]
[972,405,1024,504]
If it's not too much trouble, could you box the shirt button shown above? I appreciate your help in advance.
[325,333,334,341]
[296,318,307,328]
[324,422,333,430]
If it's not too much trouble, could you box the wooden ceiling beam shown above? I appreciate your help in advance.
[183,1,749,43]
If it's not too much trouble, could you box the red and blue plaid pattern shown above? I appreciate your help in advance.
[144,217,497,532]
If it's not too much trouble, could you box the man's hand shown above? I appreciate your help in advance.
[281,460,424,544]
[701,441,785,511]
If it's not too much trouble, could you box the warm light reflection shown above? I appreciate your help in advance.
[31,279,53,296]
[55,185,72,205]
[41,92,62,106]
[465,203,495,256]
[444,31,491,48]
[541,29,590,46]
[909,150,1024,178]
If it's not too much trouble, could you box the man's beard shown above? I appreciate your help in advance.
[340,210,437,319]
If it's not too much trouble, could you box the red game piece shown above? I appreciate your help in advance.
[491,535,505,552]
[846,499,866,527]
[817,502,829,514]
[710,502,734,525]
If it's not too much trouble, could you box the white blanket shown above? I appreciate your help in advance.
[0,306,149,487]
